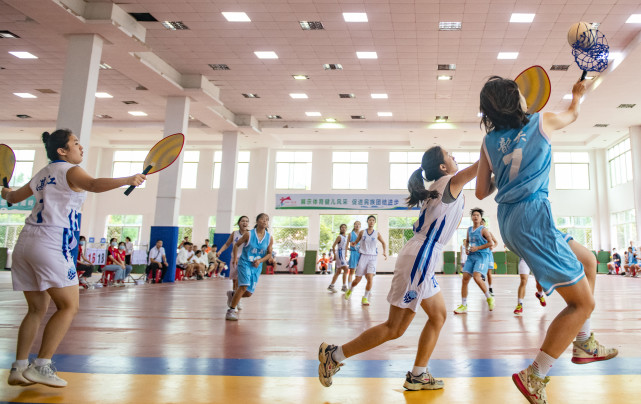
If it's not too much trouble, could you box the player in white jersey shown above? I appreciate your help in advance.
[319,146,479,391]
[514,258,546,316]
[2,129,145,388]
[344,216,387,306]
[218,216,249,309]
[328,224,349,293]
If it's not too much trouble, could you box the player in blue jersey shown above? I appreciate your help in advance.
[345,221,362,290]
[475,77,617,403]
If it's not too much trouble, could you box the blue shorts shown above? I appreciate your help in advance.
[463,254,488,275]
[498,194,584,296]
[237,259,261,294]
[348,250,360,268]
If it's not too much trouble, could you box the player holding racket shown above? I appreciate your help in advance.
[2,129,145,388]
[475,78,617,403]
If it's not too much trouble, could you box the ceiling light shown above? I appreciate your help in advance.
[209,64,230,70]
[584,75,595,80]
[351,115,365,119]
[435,116,448,122]
[290,93,308,99]
[293,75,309,80]
[437,75,453,80]
[510,13,535,23]
[497,52,519,59]
[477,112,483,117]
[563,94,573,100]
[377,112,392,117]
[305,112,321,117]
[99,62,112,69]
[222,12,251,22]
[356,51,377,59]
[267,115,282,119]
[16,114,31,119]
[254,51,278,59]
[299,21,324,30]
[323,63,343,70]
[95,92,113,98]
[371,93,388,99]
[122,100,138,104]
[162,21,189,30]
[551,65,570,71]
[626,14,641,23]
[438,64,456,70]
[343,13,368,22]
[339,93,355,98]
[0,31,20,38]
[128,111,148,116]
[242,93,260,98]
[9,51,37,59]
[13,92,36,98]
[439,22,462,31]
[96,114,112,119]
[325,118,337,123]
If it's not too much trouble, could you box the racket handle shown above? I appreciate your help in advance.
[2,177,12,207]
[124,165,153,196]
[580,70,587,81]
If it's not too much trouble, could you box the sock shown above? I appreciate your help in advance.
[412,366,426,376]
[365,290,371,298]
[34,358,51,367]
[330,284,335,287]
[332,345,346,363]
[13,359,29,368]
[531,350,555,378]
[576,319,591,342]
[462,298,467,306]
[518,299,523,304]
[484,291,491,298]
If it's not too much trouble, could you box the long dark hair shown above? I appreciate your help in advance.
[479,76,530,133]
[237,215,249,226]
[254,213,269,229]
[42,129,73,162]
[406,146,445,208]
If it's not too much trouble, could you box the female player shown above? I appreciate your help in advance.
[475,77,617,403]
[327,224,349,293]
[226,213,273,321]
[218,216,249,307]
[346,221,361,289]
[344,216,387,306]
[3,129,144,387]
[481,218,498,296]
[319,146,479,391]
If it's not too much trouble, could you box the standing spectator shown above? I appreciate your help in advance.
[147,240,168,283]
[203,239,212,254]
[76,236,94,285]
[289,247,299,273]
[124,236,134,265]
[178,236,189,251]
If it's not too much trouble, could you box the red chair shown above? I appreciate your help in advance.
[289,265,298,275]
[175,267,184,281]
[100,270,115,286]
[154,268,162,283]
[265,264,274,275]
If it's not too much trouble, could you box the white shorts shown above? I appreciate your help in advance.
[518,258,530,275]
[11,225,79,291]
[355,254,377,276]
[387,235,441,312]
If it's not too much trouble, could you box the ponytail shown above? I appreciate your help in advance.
[406,168,439,208]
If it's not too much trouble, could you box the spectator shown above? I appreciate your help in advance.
[118,241,133,280]
[203,239,212,254]
[147,240,168,283]
[177,242,195,278]
[207,244,225,278]
[317,253,330,275]
[265,255,276,274]
[289,247,299,273]
[76,236,94,285]
[624,246,639,277]
[178,236,189,251]
[607,248,621,275]
[103,237,125,286]
[190,249,207,280]
[124,236,134,265]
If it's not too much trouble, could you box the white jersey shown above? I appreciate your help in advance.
[359,229,379,255]
[233,230,246,258]
[337,234,347,252]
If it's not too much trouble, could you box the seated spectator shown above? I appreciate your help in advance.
[624,246,639,277]
[103,237,125,286]
[177,242,195,278]
[317,252,330,275]
[125,236,134,265]
[607,248,621,275]
[118,241,133,280]
[207,244,225,278]
[265,256,276,273]
[76,235,94,285]
[190,249,207,280]
[178,236,190,251]
[289,247,299,273]
[146,239,168,283]
[203,239,212,254]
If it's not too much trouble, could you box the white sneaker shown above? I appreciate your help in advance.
[23,363,67,388]
[7,363,34,386]
[226,290,234,308]
[238,299,243,310]
[226,308,238,321]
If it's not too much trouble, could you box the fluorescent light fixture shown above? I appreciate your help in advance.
[9,51,37,59]
[254,51,278,59]
[305,112,321,117]
[99,62,112,69]
[437,75,453,80]
[95,92,113,98]
[563,94,573,100]
[13,92,36,98]
[343,13,368,22]
[128,111,148,116]
[0,31,19,38]
[497,52,519,59]
[434,116,448,123]
[222,12,251,22]
[510,13,535,23]
[371,93,388,99]
[584,75,595,80]
[477,112,483,117]
[626,14,641,23]
[439,22,462,31]
[325,118,337,123]
[290,93,308,99]
[292,75,309,80]
[377,112,393,117]
[356,51,377,59]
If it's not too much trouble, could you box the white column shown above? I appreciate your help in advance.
[307,214,321,251]
[56,34,103,165]
[153,96,190,226]
[215,131,239,233]
[251,148,271,214]
[630,126,641,242]
[593,149,610,250]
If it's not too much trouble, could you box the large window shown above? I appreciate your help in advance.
[332,152,368,189]
[452,151,477,190]
[608,138,632,187]
[113,150,146,188]
[389,152,423,190]
[556,216,593,249]
[275,151,312,189]
[319,214,372,252]
[106,215,142,243]
[0,213,26,249]
[272,216,309,256]
[213,151,250,189]
[208,216,216,241]
[181,151,200,189]
[455,216,473,252]
[553,152,589,190]
[611,209,636,250]
[9,150,35,187]
[388,217,415,256]
[178,215,194,244]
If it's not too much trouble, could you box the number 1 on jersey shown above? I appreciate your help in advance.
[502,148,523,181]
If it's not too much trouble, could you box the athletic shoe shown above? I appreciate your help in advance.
[7,363,34,386]
[237,300,243,310]
[453,304,467,314]
[487,296,495,311]
[514,303,523,316]
[403,371,444,391]
[361,297,370,306]
[512,366,549,404]
[489,287,494,296]
[327,285,337,293]
[535,292,547,307]
[344,289,352,300]
[341,285,347,292]
[22,363,67,388]
[226,290,234,308]
[571,332,618,364]
[318,342,342,387]
[225,308,238,321]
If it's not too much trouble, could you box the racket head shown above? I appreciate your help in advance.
[0,144,16,185]
[514,65,551,114]
[143,133,185,174]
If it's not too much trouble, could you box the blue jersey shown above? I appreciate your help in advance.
[349,231,360,251]
[483,113,550,204]
[239,229,270,265]
[628,251,638,265]
[468,225,492,259]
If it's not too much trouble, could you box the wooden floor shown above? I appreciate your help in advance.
[0,271,638,403]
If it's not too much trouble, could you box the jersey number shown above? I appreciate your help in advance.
[502,148,523,181]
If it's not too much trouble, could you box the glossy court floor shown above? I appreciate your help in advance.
[0,271,638,404]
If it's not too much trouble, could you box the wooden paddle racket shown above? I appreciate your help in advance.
[124,133,185,196]
[514,65,551,114]
[0,144,16,207]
